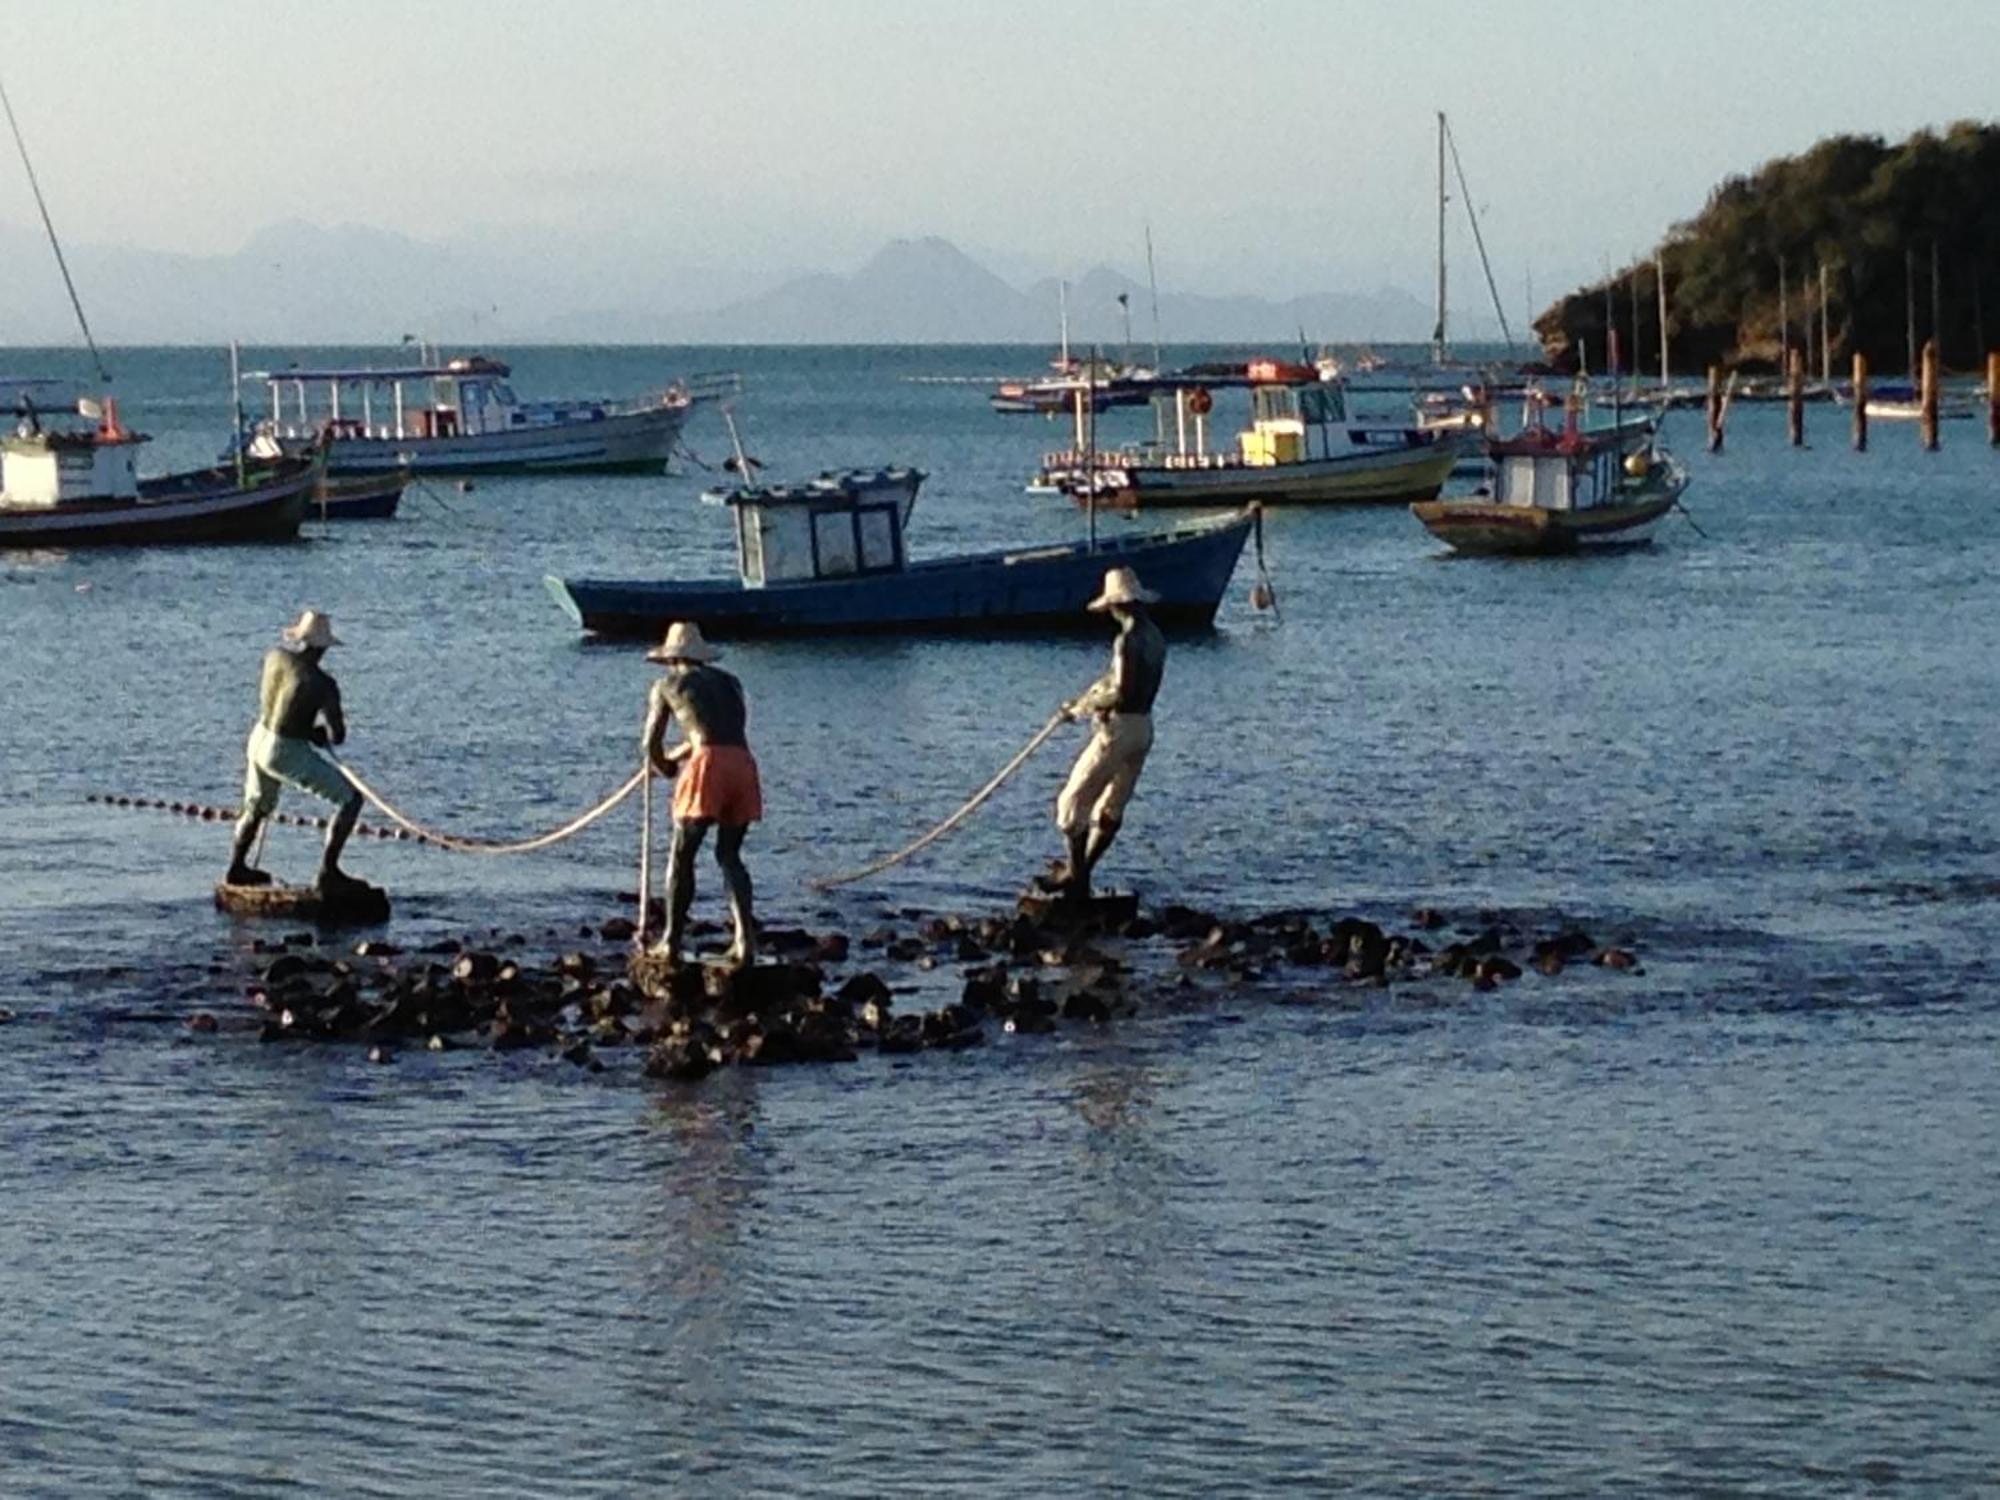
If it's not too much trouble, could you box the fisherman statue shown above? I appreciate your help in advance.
[642,622,763,967]
[225,609,366,891]
[1052,566,1165,898]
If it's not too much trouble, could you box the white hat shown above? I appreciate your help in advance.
[279,609,342,651]
[647,621,720,664]
[1086,566,1160,611]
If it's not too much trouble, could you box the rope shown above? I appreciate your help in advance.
[810,711,1070,890]
[337,762,646,856]
[1251,504,1281,621]
[636,758,654,944]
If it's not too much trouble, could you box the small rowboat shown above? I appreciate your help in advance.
[312,469,407,520]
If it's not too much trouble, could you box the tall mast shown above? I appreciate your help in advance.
[1432,112,1448,365]
[1657,253,1669,387]
[1058,279,1071,368]
[1144,224,1163,370]
[1442,113,1515,358]
[0,74,107,383]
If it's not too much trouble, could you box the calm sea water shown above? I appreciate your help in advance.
[2,345,1997,1496]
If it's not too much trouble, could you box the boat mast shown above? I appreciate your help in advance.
[1144,224,1163,370]
[1083,346,1099,552]
[230,341,246,488]
[1432,112,1448,365]
[1058,279,1071,369]
[0,74,107,384]
[1442,113,1516,359]
[1657,253,1670,387]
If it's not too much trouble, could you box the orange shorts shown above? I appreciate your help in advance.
[673,744,763,825]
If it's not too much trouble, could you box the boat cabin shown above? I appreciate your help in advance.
[247,355,614,443]
[1486,428,1634,511]
[727,479,907,588]
[1,392,143,507]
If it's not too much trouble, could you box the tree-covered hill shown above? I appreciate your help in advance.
[1535,122,2000,376]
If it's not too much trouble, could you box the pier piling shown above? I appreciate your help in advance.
[1988,351,2000,447]
[1920,339,1941,451]
[1786,349,1805,446]
[1852,353,1869,452]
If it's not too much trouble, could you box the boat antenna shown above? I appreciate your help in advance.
[0,74,108,384]
[1442,112,1515,357]
[1144,223,1163,370]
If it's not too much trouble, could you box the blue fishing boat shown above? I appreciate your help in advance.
[545,477,1256,639]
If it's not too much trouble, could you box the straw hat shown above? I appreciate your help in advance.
[279,609,342,651]
[647,621,721,664]
[1086,566,1160,611]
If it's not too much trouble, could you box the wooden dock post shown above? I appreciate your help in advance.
[1987,351,2000,447]
[1787,349,1805,446]
[1852,353,1869,452]
[1920,338,1941,451]
[1706,364,1724,452]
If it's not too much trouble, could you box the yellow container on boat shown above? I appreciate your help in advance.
[1239,425,1303,466]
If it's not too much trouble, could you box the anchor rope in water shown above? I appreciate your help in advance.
[811,710,1070,890]
[335,762,646,856]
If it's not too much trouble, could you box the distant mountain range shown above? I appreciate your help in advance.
[0,222,1442,345]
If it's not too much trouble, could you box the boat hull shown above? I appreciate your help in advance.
[547,513,1256,639]
[313,471,406,520]
[1104,437,1464,508]
[295,402,691,476]
[0,459,315,548]
[1410,491,1678,555]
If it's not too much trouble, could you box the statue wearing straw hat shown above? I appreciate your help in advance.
[641,622,762,967]
[1053,566,1166,898]
[225,609,366,891]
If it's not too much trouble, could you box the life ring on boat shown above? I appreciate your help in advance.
[1187,386,1213,416]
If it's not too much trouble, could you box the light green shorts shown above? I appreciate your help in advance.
[242,723,355,815]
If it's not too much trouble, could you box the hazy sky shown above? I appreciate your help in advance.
[6,0,2000,311]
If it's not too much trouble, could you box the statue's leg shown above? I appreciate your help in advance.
[1081,815,1121,882]
[226,760,276,885]
[715,823,756,965]
[652,818,709,962]
[1055,729,1110,896]
[1079,723,1149,890]
[315,790,364,888]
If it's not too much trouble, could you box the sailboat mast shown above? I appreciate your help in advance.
[1059,279,1071,369]
[0,74,108,383]
[1433,112,1448,365]
[1144,224,1163,370]
[1657,253,1669,387]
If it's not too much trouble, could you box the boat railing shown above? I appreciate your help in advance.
[682,371,745,404]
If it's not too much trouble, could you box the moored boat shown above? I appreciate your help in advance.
[546,474,1254,639]
[248,356,733,476]
[1410,418,1688,556]
[1,393,315,548]
[313,469,407,519]
[1034,359,1468,507]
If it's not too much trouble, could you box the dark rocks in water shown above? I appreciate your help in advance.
[1533,950,1566,977]
[644,1036,718,1082]
[835,972,891,1009]
[354,940,401,958]
[261,954,311,985]
[960,966,1007,1013]
[1061,991,1112,1024]
[1477,955,1523,983]
[554,951,596,980]
[704,961,820,1012]
[1539,928,1596,961]
[1004,1011,1056,1035]
[1595,947,1640,971]
[599,916,637,943]
[422,938,460,955]
[1017,888,1140,932]
[813,932,850,965]
[884,936,927,963]
[860,926,896,949]
[187,1012,219,1033]
[1411,907,1444,930]
[367,1043,393,1065]
[452,951,500,986]
[878,1014,925,1054]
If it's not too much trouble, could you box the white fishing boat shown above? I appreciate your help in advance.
[1033,358,1467,508]
[246,356,736,476]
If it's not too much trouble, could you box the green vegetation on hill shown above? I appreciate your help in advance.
[1535,121,2000,376]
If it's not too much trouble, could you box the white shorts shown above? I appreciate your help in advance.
[242,724,354,816]
[1056,712,1153,836]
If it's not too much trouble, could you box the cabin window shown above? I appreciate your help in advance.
[753,506,815,584]
[857,506,899,571]
[1300,384,1346,425]
[813,509,859,577]
[1252,387,1301,424]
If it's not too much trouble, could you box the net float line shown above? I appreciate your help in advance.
[85,793,436,844]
